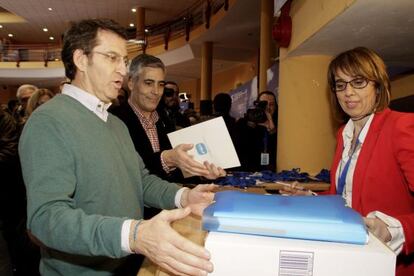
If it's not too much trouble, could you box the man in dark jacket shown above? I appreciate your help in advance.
[110,54,225,183]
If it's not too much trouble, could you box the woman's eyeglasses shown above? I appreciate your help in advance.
[333,77,371,92]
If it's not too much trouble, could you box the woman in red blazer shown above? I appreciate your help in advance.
[327,47,414,276]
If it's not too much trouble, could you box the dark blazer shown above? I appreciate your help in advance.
[235,117,277,172]
[110,102,183,182]
[329,108,414,276]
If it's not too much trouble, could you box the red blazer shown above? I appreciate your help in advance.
[329,108,414,276]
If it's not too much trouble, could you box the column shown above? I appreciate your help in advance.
[259,0,273,93]
[136,7,145,40]
[200,41,213,101]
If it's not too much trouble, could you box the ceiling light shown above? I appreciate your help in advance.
[0,25,3,28]
[49,36,54,40]
[129,23,134,27]
[144,28,149,33]
[131,8,137,13]
[48,8,53,11]
[8,33,13,37]
[43,28,48,32]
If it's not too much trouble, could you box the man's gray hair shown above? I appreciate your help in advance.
[129,54,165,82]
[16,84,38,99]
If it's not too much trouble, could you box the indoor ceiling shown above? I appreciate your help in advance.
[291,0,414,79]
[0,0,262,87]
[0,0,202,44]
[0,0,414,88]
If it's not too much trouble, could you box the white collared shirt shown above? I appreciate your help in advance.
[62,84,112,122]
[337,114,374,207]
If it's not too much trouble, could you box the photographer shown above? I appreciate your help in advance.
[235,91,278,172]
[157,81,190,132]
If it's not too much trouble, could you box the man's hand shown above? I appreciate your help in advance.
[181,184,218,216]
[258,110,275,132]
[131,208,213,276]
[163,144,226,179]
[363,217,392,243]
[203,161,226,180]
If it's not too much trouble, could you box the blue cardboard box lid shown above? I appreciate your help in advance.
[202,191,368,244]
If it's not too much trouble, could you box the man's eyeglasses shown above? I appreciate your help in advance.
[91,51,129,67]
[333,77,372,92]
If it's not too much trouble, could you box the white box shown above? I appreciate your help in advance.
[206,232,395,276]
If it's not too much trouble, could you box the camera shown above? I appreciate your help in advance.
[245,100,268,124]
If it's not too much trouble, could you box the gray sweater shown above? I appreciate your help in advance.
[19,94,180,275]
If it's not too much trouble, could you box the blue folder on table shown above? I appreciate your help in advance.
[202,191,368,245]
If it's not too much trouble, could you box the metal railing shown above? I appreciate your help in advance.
[0,0,228,65]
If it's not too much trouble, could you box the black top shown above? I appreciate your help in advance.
[110,102,184,182]
[235,117,277,172]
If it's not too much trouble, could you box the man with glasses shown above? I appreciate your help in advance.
[19,19,215,276]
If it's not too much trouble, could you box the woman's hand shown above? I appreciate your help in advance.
[363,217,392,243]
[278,181,317,196]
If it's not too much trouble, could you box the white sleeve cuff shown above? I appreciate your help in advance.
[367,211,405,254]
[175,187,190,208]
[121,219,134,254]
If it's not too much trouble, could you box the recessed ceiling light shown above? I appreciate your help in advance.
[144,28,149,33]
[129,23,134,27]
[48,7,53,11]
[131,8,137,12]
[43,28,48,32]
[0,25,3,29]
[49,36,54,40]
[8,33,13,37]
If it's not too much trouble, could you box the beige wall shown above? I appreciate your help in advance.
[179,61,257,111]
[277,0,357,173]
[180,78,200,110]
[278,55,337,174]
[212,63,256,97]
[391,74,414,99]
[283,0,356,56]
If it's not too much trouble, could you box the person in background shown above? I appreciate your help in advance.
[0,107,18,276]
[58,79,71,93]
[25,88,55,117]
[235,91,278,172]
[19,19,216,276]
[213,92,237,144]
[117,87,129,106]
[111,54,225,184]
[108,87,129,112]
[0,107,40,276]
[15,84,37,118]
[183,108,199,125]
[283,47,414,276]
[157,81,191,132]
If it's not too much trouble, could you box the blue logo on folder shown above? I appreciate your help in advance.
[195,143,208,155]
